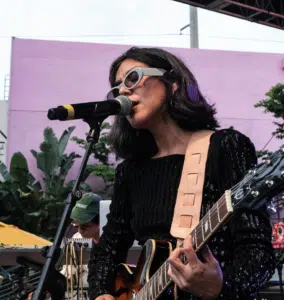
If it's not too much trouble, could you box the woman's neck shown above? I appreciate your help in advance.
[149,118,193,158]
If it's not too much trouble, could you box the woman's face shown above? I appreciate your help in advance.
[114,59,168,129]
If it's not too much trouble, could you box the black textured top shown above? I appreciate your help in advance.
[88,129,275,299]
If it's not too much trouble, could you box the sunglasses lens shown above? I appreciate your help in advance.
[105,70,140,100]
[106,88,119,100]
[124,70,140,88]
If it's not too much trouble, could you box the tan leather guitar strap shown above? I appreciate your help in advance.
[170,130,213,247]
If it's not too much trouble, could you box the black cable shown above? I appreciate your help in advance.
[260,135,274,152]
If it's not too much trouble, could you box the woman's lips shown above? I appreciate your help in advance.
[131,100,139,107]
[129,101,139,118]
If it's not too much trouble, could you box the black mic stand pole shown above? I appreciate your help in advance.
[32,117,105,300]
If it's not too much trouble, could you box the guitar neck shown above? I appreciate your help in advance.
[136,190,234,300]
[191,190,233,252]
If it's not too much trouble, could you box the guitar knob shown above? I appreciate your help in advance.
[251,191,260,197]
[265,180,274,187]
[248,169,256,174]
[261,155,269,161]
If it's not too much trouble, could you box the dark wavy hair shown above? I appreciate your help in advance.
[108,47,219,159]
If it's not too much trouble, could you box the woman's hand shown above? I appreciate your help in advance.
[95,294,115,300]
[168,236,223,299]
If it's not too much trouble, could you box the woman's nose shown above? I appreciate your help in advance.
[119,85,132,96]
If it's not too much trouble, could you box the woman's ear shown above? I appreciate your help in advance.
[172,82,179,94]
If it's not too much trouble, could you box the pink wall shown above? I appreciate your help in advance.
[7,38,284,182]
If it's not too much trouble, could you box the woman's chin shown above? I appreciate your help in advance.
[126,114,148,129]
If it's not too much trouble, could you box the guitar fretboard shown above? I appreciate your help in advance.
[135,190,233,300]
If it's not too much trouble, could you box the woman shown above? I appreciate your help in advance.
[88,47,275,300]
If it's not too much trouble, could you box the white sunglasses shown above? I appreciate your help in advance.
[105,67,166,100]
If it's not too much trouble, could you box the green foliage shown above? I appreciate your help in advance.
[254,83,284,139]
[71,121,118,198]
[0,126,91,239]
[0,152,44,234]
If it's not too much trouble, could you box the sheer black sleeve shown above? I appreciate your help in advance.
[87,161,135,299]
[209,129,276,299]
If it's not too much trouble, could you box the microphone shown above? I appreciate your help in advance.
[47,96,134,121]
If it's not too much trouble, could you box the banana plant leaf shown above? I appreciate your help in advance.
[30,150,37,159]
[27,173,42,193]
[0,161,11,181]
[9,152,30,191]
[57,152,80,187]
[37,128,60,176]
[58,126,75,156]
[0,215,14,224]
[22,211,43,234]
[0,192,18,212]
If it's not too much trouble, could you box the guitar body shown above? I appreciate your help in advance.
[114,239,177,300]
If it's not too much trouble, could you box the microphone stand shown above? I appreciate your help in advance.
[32,117,105,300]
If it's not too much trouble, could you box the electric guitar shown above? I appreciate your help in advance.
[113,147,284,300]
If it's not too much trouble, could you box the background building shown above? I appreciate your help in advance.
[6,37,284,179]
[0,100,8,164]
